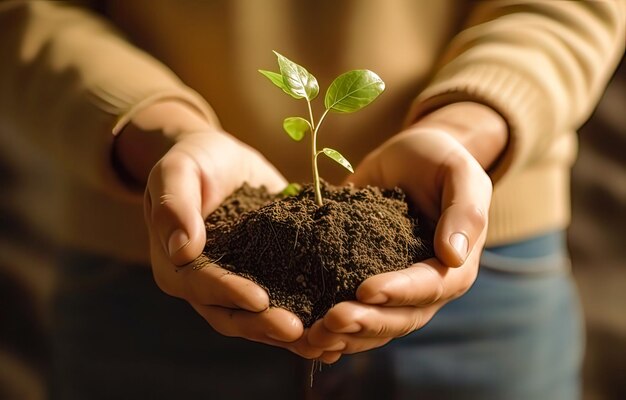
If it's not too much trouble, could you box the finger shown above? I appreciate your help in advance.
[181,259,269,311]
[147,152,206,266]
[282,331,344,361]
[345,149,382,188]
[191,304,303,344]
[284,343,324,360]
[342,338,392,354]
[435,155,491,267]
[321,301,436,339]
[147,223,269,311]
[241,150,289,193]
[306,319,348,350]
[356,258,446,306]
[282,333,327,360]
[205,133,288,195]
[317,351,343,364]
[358,257,478,307]
[308,319,392,354]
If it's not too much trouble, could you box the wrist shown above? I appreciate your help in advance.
[410,102,508,171]
[113,100,218,189]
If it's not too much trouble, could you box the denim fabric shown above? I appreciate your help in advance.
[50,257,306,400]
[51,232,583,400]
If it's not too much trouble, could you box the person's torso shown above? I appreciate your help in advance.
[105,0,464,182]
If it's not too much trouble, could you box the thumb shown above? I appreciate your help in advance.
[435,203,487,268]
[343,150,382,188]
[434,157,491,268]
[145,153,207,266]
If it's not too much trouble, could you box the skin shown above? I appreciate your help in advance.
[308,102,507,356]
[115,99,508,363]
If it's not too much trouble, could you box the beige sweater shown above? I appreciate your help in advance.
[0,0,624,264]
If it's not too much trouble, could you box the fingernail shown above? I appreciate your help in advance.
[365,292,388,305]
[168,229,190,257]
[449,232,469,261]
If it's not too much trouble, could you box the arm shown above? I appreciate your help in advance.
[119,100,334,359]
[409,0,626,182]
[0,1,217,197]
[0,1,328,359]
[307,0,625,356]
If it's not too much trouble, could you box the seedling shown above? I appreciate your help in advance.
[260,51,385,206]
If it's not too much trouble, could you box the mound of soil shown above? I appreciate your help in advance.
[197,182,434,327]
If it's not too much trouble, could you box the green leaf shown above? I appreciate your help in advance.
[258,70,295,97]
[283,117,311,141]
[281,182,302,197]
[324,70,385,113]
[322,148,354,173]
[273,51,319,101]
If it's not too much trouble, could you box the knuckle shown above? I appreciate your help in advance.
[210,313,239,338]
[444,149,475,172]
[401,311,424,337]
[455,274,477,298]
[152,272,179,299]
[159,151,189,171]
[431,279,446,304]
[465,204,487,231]
[150,193,179,222]
[422,266,445,304]
[373,322,389,337]
[158,192,176,207]
[396,270,419,305]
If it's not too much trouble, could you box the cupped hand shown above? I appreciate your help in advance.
[307,102,507,354]
[144,130,293,340]
[121,116,323,358]
[140,127,335,358]
[115,101,340,361]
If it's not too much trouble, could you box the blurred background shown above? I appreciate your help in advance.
[0,50,624,400]
[569,54,626,400]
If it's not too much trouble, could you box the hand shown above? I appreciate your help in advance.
[147,131,347,361]
[145,130,297,340]
[307,102,507,354]
[116,101,332,358]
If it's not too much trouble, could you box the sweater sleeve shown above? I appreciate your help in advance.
[408,0,626,182]
[0,1,219,198]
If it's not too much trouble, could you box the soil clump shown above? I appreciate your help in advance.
[198,182,434,327]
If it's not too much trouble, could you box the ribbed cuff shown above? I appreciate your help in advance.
[110,88,220,136]
[92,85,220,201]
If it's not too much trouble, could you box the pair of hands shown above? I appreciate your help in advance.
[122,100,506,364]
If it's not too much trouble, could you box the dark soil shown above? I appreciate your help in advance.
[197,182,434,327]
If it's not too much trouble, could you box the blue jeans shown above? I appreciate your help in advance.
[51,232,582,399]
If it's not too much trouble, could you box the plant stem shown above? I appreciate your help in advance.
[306,101,322,206]
[307,101,316,131]
[311,109,330,206]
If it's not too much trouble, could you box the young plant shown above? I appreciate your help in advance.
[259,51,385,206]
